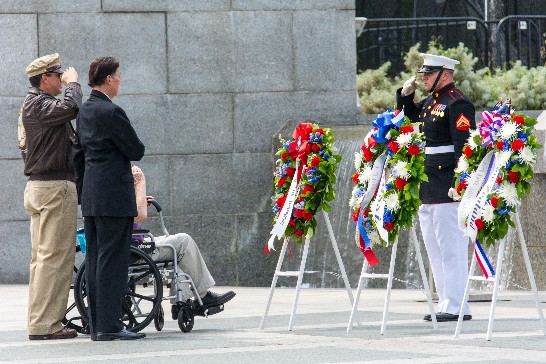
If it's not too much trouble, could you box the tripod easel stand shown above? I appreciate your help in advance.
[260,211,360,331]
[455,212,546,340]
[347,226,437,333]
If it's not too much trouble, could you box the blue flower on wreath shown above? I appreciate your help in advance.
[383,209,395,223]
[386,183,393,191]
[517,132,528,142]
[353,186,364,198]
[272,205,280,213]
[459,172,470,182]
[497,204,511,215]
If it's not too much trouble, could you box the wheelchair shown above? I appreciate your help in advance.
[63,198,226,334]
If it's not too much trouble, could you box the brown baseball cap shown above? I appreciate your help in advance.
[25,53,64,77]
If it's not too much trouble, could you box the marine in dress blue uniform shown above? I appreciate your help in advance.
[396,54,476,322]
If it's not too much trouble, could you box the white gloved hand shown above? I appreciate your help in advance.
[401,76,418,96]
[448,187,461,201]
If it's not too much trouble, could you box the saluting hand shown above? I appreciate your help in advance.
[401,75,418,96]
[61,67,78,85]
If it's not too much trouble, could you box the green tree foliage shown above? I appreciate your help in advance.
[357,41,546,114]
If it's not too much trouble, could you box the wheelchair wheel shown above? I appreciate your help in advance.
[62,262,90,334]
[154,305,164,331]
[178,305,194,333]
[74,246,163,333]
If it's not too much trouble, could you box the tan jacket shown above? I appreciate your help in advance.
[22,83,82,181]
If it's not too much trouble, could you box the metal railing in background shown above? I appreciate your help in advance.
[357,16,546,73]
[492,15,546,69]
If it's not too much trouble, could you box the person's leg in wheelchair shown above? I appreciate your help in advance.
[152,233,235,319]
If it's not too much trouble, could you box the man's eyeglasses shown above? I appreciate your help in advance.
[45,72,62,79]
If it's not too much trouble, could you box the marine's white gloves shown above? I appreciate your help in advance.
[448,187,461,201]
[401,76,418,96]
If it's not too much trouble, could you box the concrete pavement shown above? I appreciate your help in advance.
[1,285,545,363]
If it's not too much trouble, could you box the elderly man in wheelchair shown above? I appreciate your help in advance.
[131,165,235,321]
[65,166,235,335]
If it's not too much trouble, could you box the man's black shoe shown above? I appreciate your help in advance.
[200,291,236,307]
[92,329,145,341]
[425,312,472,322]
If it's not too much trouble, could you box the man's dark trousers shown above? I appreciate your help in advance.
[84,216,133,334]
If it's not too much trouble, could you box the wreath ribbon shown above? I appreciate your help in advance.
[355,155,388,266]
[267,160,302,253]
[458,151,502,277]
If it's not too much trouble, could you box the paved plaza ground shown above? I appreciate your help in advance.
[1,285,545,363]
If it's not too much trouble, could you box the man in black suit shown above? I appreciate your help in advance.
[73,57,146,341]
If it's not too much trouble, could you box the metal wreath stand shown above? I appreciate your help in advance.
[260,211,361,331]
[455,212,546,341]
[346,225,438,334]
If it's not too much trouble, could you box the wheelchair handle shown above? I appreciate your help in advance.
[147,198,162,212]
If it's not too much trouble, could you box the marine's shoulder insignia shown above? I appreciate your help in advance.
[456,113,471,130]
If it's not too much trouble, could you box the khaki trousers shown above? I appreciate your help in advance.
[151,233,216,303]
[24,180,77,335]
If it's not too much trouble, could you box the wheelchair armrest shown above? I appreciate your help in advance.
[146,197,162,213]
[132,229,150,235]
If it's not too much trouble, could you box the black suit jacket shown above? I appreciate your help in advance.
[73,90,145,217]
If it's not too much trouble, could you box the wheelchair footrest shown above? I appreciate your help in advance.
[198,304,224,317]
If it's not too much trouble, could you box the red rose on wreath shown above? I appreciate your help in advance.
[395,177,408,190]
[490,196,500,208]
[352,173,360,183]
[363,147,374,162]
[513,115,525,125]
[351,210,359,222]
[384,222,394,231]
[302,211,313,220]
[496,141,505,150]
[463,145,473,157]
[311,156,321,167]
[407,144,420,156]
[289,219,296,227]
[302,185,314,195]
[496,176,502,184]
[277,195,286,208]
[475,218,485,230]
[311,144,321,153]
[511,139,525,151]
[387,140,400,153]
[508,171,519,183]
[294,230,304,237]
[277,177,287,187]
[294,209,303,218]
[286,167,295,177]
[367,136,377,148]
[400,125,414,134]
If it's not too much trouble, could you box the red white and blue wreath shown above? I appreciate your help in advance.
[267,122,341,253]
[350,110,427,265]
[453,99,542,278]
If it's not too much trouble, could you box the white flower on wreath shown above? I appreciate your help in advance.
[349,194,358,209]
[368,230,381,246]
[359,166,373,183]
[455,157,469,173]
[495,150,513,168]
[498,182,520,208]
[518,146,536,165]
[499,121,519,140]
[482,203,495,223]
[392,160,410,180]
[385,192,401,211]
[396,132,412,148]
[468,130,480,150]
[354,151,363,170]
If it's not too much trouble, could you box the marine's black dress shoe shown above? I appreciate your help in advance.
[92,329,145,341]
[424,312,472,322]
